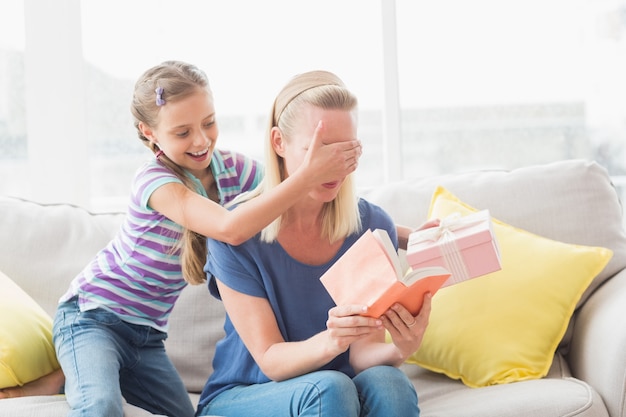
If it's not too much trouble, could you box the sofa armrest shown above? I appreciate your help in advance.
[569,269,626,417]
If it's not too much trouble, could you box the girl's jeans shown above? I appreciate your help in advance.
[198,366,419,417]
[53,298,195,417]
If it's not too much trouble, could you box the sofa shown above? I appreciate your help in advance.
[0,158,625,417]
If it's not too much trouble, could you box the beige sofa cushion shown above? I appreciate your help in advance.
[0,198,124,317]
[165,283,224,394]
[0,395,164,416]
[404,354,609,417]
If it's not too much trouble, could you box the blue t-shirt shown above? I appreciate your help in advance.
[198,199,397,409]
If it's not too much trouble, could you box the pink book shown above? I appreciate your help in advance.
[320,229,451,318]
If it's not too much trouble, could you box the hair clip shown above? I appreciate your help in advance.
[155,149,164,159]
[155,87,165,106]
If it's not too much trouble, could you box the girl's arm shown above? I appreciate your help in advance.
[349,295,433,373]
[216,280,381,382]
[150,121,361,245]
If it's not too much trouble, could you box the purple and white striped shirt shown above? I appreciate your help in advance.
[60,149,262,332]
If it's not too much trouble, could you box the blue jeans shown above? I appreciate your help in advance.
[198,366,419,417]
[53,298,195,417]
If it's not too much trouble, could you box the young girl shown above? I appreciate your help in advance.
[197,70,431,417]
[52,61,361,417]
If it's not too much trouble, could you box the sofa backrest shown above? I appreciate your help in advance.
[0,198,125,316]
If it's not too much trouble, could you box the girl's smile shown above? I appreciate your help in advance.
[188,146,212,162]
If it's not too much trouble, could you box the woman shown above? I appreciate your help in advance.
[197,70,432,417]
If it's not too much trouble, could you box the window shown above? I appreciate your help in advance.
[395,0,625,174]
[81,0,384,209]
[0,0,26,197]
[1,0,625,218]
[393,0,626,204]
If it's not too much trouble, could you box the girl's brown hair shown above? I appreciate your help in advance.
[130,60,210,285]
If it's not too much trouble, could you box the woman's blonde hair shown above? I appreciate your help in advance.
[260,70,362,243]
[130,60,210,285]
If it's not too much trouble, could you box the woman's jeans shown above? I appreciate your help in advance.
[198,366,419,417]
[53,298,195,417]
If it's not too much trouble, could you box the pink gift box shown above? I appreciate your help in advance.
[406,210,501,287]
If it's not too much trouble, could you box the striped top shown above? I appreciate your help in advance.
[59,149,263,332]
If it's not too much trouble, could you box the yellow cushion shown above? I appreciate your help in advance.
[0,269,60,388]
[406,186,613,387]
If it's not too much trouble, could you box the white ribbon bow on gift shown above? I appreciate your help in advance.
[410,212,485,242]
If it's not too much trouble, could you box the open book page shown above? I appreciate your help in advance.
[372,228,449,287]
[402,265,451,286]
[371,229,403,278]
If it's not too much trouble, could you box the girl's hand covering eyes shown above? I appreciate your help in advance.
[301,121,362,185]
